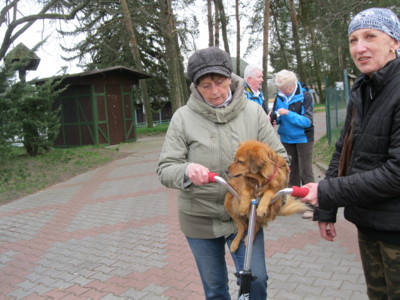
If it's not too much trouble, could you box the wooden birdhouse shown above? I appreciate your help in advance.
[4,43,41,82]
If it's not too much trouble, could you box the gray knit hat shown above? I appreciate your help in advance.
[187,47,232,84]
[348,8,400,42]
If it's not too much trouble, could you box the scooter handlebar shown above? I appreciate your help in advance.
[291,186,309,198]
[209,173,308,198]
[208,172,219,183]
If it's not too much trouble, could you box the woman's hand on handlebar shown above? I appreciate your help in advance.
[299,182,319,207]
[186,163,210,186]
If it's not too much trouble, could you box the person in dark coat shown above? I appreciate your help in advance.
[300,7,400,299]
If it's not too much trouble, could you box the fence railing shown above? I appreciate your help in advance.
[325,69,350,145]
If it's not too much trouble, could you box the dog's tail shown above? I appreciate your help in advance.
[278,196,308,216]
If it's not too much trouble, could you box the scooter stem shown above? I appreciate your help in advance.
[243,197,259,271]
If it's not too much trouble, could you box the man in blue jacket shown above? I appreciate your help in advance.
[244,64,268,113]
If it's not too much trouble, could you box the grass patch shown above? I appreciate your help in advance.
[136,123,169,136]
[313,126,342,166]
[0,145,128,204]
[314,103,325,113]
[1,123,170,204]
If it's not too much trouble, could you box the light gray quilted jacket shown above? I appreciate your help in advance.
[157,73,287,238]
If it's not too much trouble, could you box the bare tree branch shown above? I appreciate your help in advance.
[0,0,91,60]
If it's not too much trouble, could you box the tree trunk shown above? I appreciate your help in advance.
[270,3,289,69]
[158,0,188,112]
[120,0,153,128]
[338,45,344,81]
[213,0,220,47]
[310,31,324,103]
[262,0,271,100]
[235,0,240,75]
[215,0,229,54]
[207,0,214,47]
[288,0,306,82]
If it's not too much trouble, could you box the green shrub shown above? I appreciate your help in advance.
[0,63,66,156]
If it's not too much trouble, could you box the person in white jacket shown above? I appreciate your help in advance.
[157,47,287,300]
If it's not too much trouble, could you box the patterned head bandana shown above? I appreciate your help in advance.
[348,8,400,42]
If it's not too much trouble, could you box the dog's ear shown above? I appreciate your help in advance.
[249,147,267,173]
[254,145,280,176]
[249,156,261,173]
[267,148,278,164]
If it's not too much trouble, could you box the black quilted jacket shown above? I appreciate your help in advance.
[315,57,400,233]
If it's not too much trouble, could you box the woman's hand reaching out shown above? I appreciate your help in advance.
[299,182,319,207]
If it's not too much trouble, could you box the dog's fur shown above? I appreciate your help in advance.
[225,140,307,252]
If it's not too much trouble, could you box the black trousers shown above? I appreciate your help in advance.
[282,141,315,187]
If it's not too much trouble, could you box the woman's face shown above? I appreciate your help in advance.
[279,82,296,96]
[196,75,231,106]
[349,28,399,76]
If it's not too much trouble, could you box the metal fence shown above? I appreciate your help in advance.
[325,69,351,145]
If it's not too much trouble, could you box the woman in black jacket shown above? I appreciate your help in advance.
[301,8,400,299]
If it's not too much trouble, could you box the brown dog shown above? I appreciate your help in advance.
[225,140,307,252]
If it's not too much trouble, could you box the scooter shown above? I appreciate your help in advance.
[208,172,309,300]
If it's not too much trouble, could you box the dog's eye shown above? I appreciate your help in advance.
[237,160,243,164]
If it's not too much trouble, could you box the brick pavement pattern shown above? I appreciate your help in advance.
[0,112,368,299]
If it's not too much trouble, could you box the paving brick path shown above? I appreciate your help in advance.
[0,112,368,299]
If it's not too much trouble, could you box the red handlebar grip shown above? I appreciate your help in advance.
[208,172,219,183]
[291,186,309,198]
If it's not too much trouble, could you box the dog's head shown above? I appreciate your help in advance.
[227,140,286,179]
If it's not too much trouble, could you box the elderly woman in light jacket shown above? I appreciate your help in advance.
[157,47,288,300]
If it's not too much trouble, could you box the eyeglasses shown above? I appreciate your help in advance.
[279,84,295,95]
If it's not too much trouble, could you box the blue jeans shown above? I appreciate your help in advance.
[186,229,268,300]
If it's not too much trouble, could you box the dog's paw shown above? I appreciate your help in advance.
[230,242,239,253]
[239,206,249,217]
[256,205,268,217]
